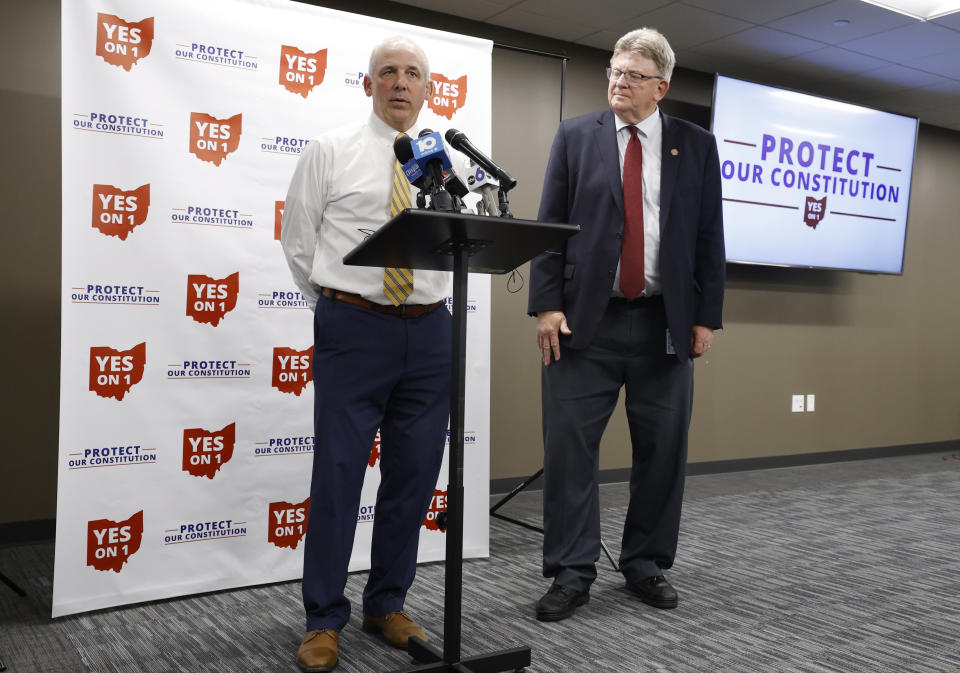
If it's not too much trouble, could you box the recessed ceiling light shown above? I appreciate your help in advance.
[833,18,852,26]
[856,0,960,19]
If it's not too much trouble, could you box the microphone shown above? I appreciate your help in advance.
[466,161,500,216]
[393,134,426,189]
[412,129,452,187]
[444,173,469,199]
[411,129,455,212]
[443,171,468,212]
[444,128,517,191]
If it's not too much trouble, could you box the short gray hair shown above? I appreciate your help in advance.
[368,35,430,81]
[613,28,675,82]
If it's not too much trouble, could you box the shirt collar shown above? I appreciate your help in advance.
[614,107,660,138]
[368,112,420,142]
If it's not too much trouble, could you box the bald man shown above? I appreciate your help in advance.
[282,36,451,671]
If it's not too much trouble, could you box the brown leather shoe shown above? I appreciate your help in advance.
[297,629,339,672]
[362,610,427,649]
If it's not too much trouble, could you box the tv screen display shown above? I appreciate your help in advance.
[710,75,917,274]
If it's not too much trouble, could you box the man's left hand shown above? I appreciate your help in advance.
[690,325,714,358]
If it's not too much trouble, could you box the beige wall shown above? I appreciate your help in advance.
[3,0,959,524]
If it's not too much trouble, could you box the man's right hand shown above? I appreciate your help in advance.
[536,310,572,365]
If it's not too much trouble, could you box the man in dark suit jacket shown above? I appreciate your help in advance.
[528,27,725,621]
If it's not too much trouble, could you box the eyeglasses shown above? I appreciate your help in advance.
[606,67,664,85]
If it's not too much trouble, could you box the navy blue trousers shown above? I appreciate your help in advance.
[541,297,693,591]
[302,294,451,632]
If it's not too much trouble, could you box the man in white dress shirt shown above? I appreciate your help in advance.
[281,36,451,672]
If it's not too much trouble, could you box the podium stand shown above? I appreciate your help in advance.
[345,210,578,673]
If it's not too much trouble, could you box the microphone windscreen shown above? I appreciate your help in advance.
[418,128,433,138]
[393,134,414,164]
[444,128,463,146]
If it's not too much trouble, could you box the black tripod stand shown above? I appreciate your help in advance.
[0,570,26,672]
[490,470,620,572]
[0,571,26,598]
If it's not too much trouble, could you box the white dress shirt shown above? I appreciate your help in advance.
[612,108,662,296]
[281,112,451,309]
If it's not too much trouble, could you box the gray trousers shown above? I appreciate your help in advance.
[541,297,693,592]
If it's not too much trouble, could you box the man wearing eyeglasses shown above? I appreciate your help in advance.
[528,27,725,621]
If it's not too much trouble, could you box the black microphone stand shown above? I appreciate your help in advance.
[497,187,514,219]
[0,570,26,672]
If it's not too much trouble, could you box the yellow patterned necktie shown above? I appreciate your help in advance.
[383,134,414,306]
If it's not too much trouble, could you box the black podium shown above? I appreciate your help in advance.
[344,210,578,673]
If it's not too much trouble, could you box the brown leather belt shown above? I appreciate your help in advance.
[320,287,443,318]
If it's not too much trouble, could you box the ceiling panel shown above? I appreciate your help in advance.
[679,0,830,25]
[483,7,602,42]
[577,29,627,52]
[628,3,753,50]
[840,20,960,60]
[385,0,960,131]
[766,0,915,44]
[905,79,960,107]
[511,0,670,27]
[813,70,909,101]
[905,48,960,79]
[697,26,825,60]
[857,75,954,108]
[931,11,960,30]
[680,48,784,84]
[773,46,890,81]
[397,0,510,21]
[863,63,954,89]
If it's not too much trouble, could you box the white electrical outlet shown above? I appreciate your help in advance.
[792,394,805,412]
[806,394,815,412]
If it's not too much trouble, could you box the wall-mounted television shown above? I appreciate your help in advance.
[710,75,918,274]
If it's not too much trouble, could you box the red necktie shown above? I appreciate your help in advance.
[620,126,645,299]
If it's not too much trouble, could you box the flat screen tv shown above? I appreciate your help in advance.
[710,75,918,274]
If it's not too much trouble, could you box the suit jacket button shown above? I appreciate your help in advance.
[616,232,623,239]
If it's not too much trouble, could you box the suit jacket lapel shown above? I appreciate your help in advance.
[595,111,624,218]
[659,112,680,234]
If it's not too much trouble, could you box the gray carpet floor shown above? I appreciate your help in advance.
[2,452,960,672]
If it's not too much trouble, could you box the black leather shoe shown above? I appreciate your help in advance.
[535,584,589,622]
[626,575,678,609]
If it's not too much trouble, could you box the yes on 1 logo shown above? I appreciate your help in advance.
[96,13,153,71]
[87,510,144,572]
[272,346,313,396]
[279,46,327,98]
[186,272,239,326]
[804,196,827,229]
[92,184,150,240]
[428,73,467,120]
[423,489,448,532]
[190,113,242,166]
[369,430,381,468]
[89,342,146,401]
[268,497,310,549]
[182,422,236,479]
[274,200,285,241]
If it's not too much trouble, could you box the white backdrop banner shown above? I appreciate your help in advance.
[56,0,492,618]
